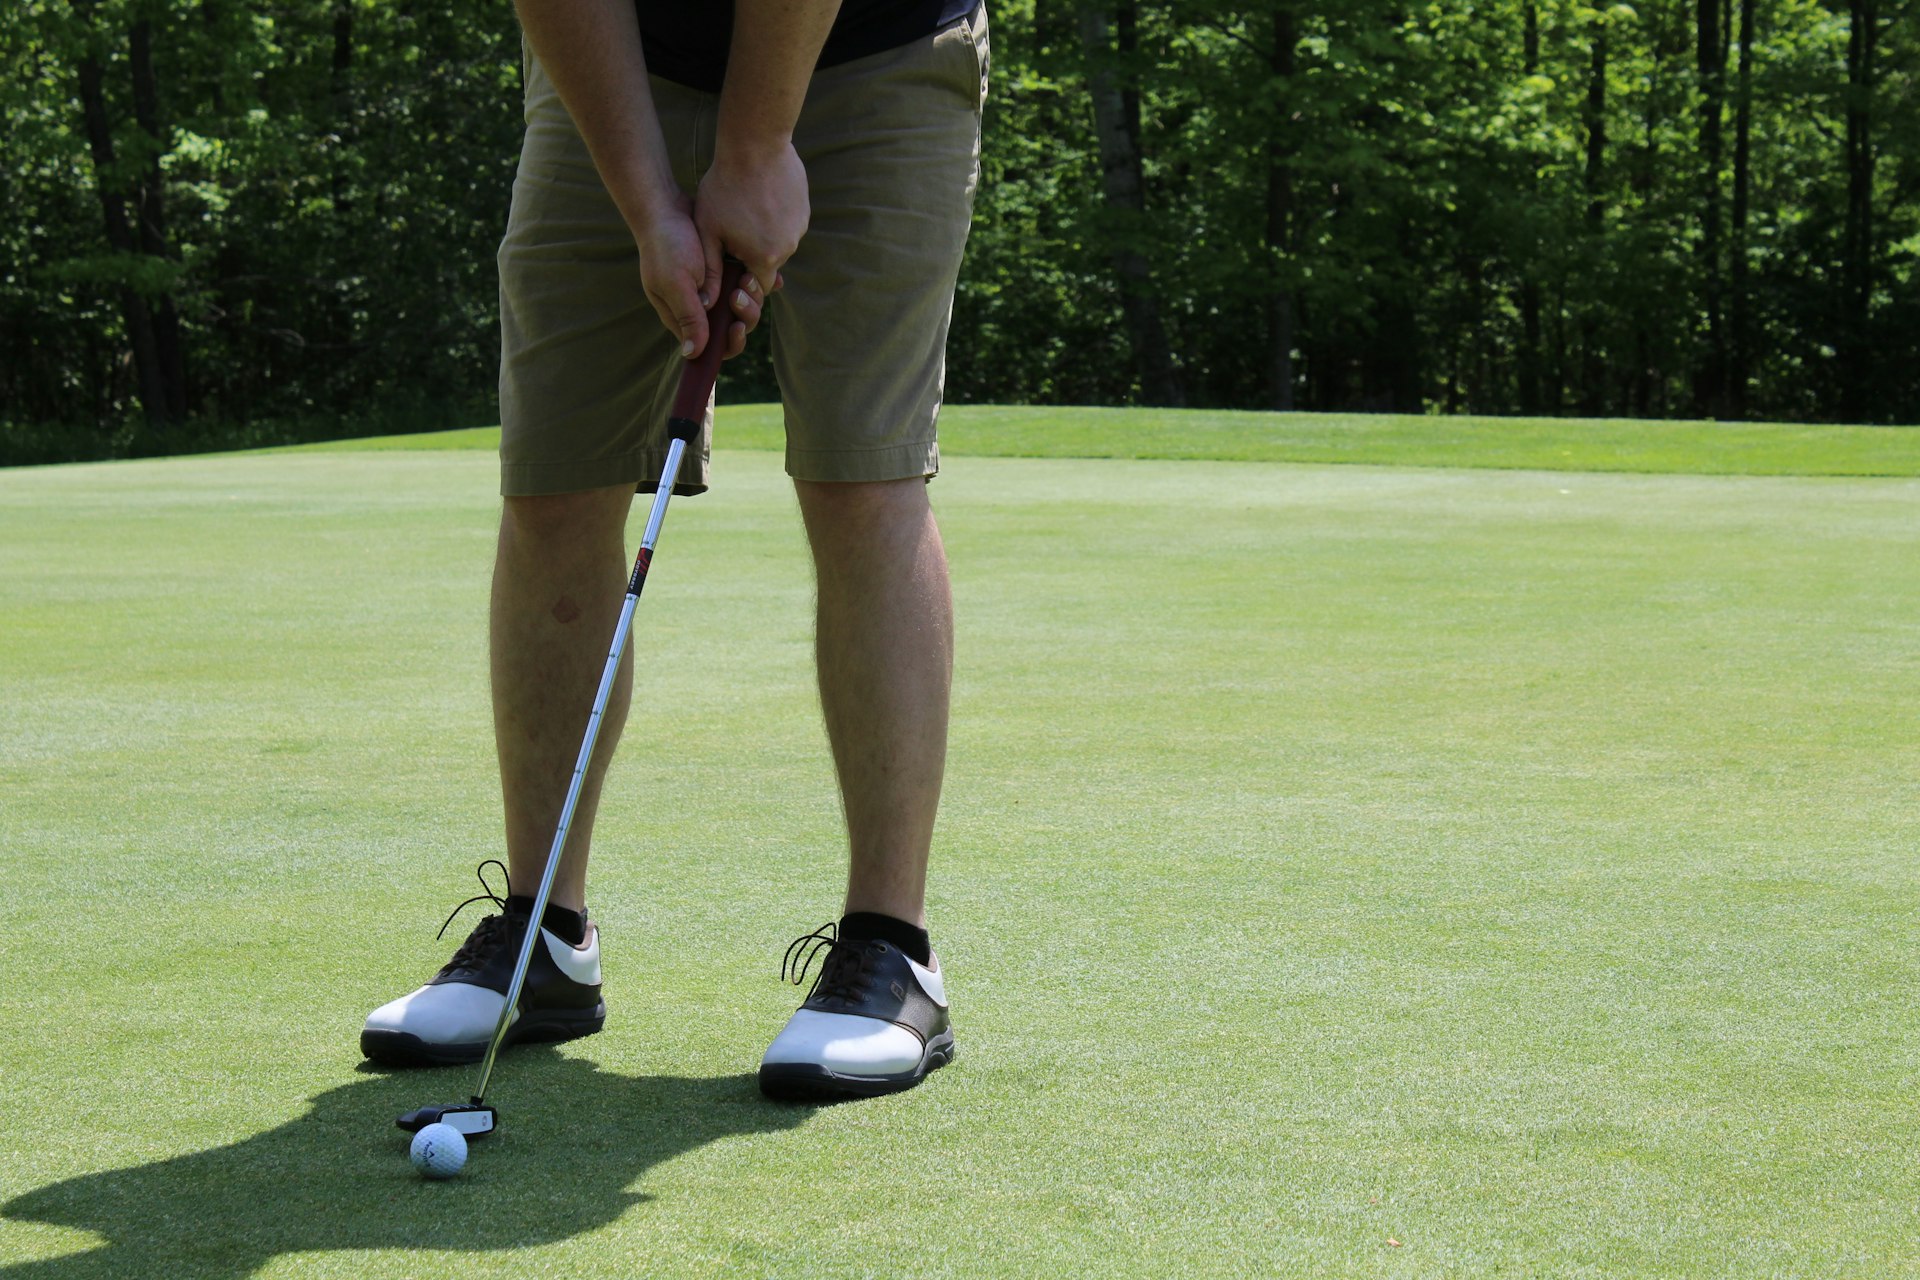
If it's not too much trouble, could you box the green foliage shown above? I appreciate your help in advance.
[959,0,1918,419]
[3,0,1917,462]
[948,1,1130,404]
[2,0,522,447]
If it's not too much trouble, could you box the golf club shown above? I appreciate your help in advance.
[399,258,747,1139]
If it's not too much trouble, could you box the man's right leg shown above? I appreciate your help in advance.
[361,484,634,1066]
[363,40,724,1067]
[491,483,639,910]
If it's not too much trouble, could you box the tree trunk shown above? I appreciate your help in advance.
[75,42,168,428]
[1580,25,1607,415]
[1078,5,1182,406]
[1841,0,1877,422]
[1372,285,1423,413]
[1729,0,1755,419]
[332,4,354,106]
[202,0,226,112]
[331,1,354,213]
[129,17,188,422]
[1694,0,1728,418]
[1265,6,1297,411]
[1547,279,1567,413]
[324,4,356,362]
[1519,0,1543,415]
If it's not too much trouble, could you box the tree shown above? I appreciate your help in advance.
[70,0,188,432]
[1077,3,1183,405]
[6,0,1920,459]
[1839,0,1878,421]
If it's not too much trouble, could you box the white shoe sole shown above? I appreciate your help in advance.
[758,1028,955,1100]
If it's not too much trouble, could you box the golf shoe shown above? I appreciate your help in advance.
[759,924,954,1100]
[362,866,604,1067]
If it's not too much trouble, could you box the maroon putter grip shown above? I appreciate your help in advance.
[669,258,747,432]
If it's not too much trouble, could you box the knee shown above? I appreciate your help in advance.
[501,485,634,548]
[794,477,929,533]
[795,479,945,581]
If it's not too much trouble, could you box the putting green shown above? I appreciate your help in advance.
[272,404,1920,476]
[1,436,1916,1277]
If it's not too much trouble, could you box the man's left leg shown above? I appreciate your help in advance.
[758,476,957,1098]
[750,1,986,1101]
[798,476,952,925]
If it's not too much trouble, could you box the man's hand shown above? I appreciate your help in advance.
[637,187,766,362]
[511,0,766,362]
[694,140,808,303]
[688,0,842,315]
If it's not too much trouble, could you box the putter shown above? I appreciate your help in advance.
[400,260,747,1139]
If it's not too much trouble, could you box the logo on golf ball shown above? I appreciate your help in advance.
[409,1122,468,1179]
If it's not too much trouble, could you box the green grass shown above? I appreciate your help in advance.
[270,404,1920,476]
[2,419,1917,1276]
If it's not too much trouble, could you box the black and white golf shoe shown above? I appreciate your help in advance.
[758,923,955,1101]
[360,862,605,1068]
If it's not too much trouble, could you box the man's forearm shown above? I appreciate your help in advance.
[513,0,679,232]
[717,0,844,159]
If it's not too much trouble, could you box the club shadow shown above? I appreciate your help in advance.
[2,1052,815,1279]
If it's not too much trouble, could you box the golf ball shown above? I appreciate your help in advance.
[409,1123,468,1179]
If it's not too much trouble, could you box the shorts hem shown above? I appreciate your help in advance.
[500,450,710,498]
[784,439,941,485]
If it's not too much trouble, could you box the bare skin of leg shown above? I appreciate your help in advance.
[794,477,954,931]
[491,483,638,914]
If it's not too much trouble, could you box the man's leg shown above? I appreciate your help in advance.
[491,483,640,911]
[360,483,633,1066]
[757,476,956,1098]
[794,477,953,927]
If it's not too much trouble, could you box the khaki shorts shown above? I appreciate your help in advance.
[497,9,990,497]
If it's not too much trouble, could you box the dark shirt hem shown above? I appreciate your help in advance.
[639,0,977,95]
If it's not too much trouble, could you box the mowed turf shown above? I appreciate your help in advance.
[1,417,1917,1277]
[277,403,1920,477]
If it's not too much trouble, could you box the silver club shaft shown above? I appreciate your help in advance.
[470,436,688,1103]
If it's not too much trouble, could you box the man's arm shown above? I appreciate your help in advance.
[695,0,845,297]
[512,0,758,358]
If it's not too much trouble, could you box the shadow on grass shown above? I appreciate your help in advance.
[2,1053,813,1277]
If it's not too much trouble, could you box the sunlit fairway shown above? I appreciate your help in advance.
[2,410,1915,1277]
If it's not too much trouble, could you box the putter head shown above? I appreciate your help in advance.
[397,1101,497,1138]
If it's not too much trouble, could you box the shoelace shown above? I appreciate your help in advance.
[433,859,517,976]
[780,922,879,1006]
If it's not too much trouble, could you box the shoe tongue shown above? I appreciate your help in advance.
[504,895,588,947]
[838,912,930,966]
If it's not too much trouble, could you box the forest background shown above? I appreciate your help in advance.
[3,0,1915,464]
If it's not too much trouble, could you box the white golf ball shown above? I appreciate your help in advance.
[409,1122,468,1179]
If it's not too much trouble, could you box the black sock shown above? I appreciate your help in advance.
[506,895,589,947]
[839,911,931,966]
